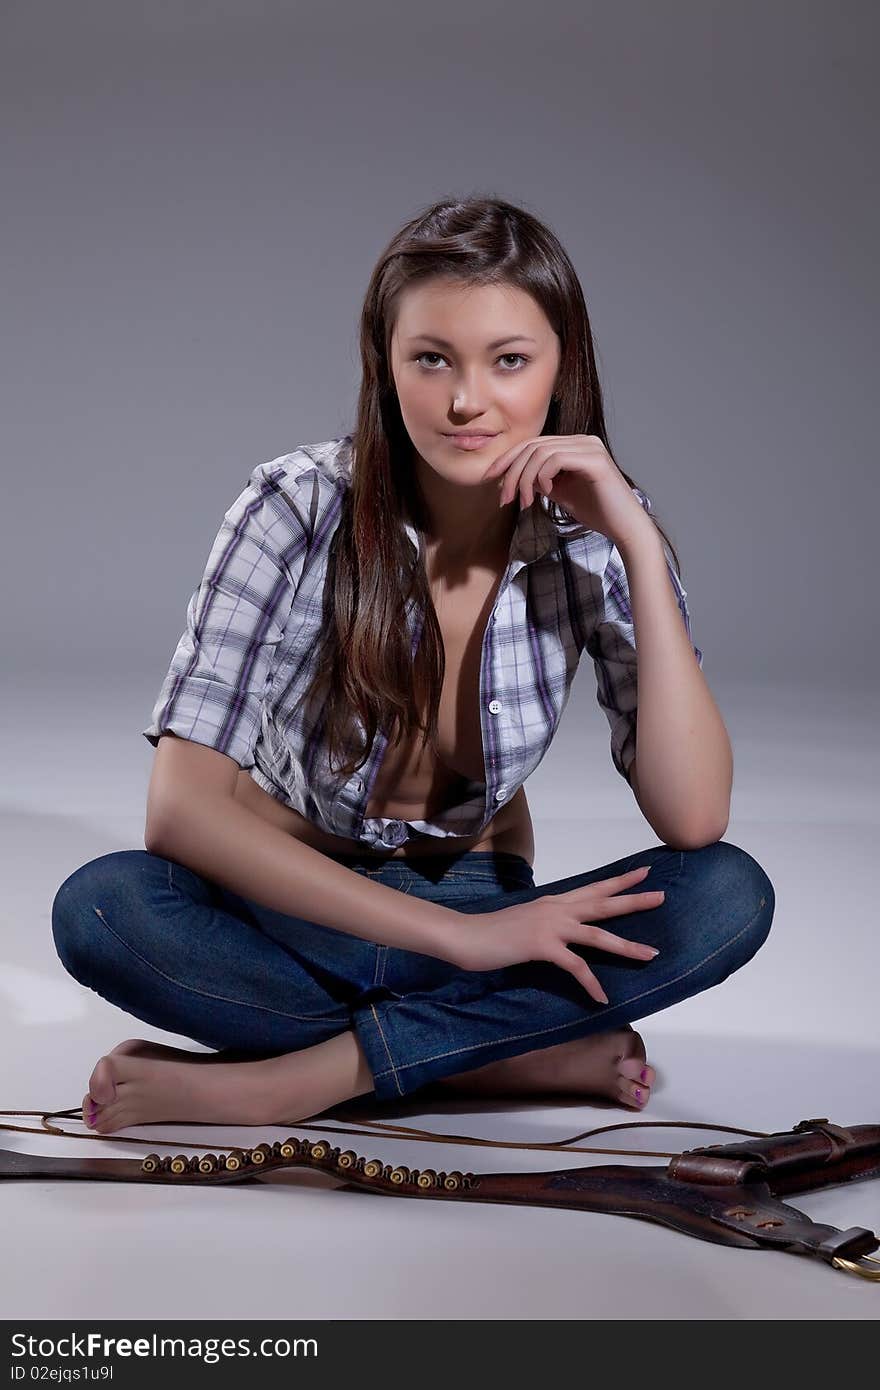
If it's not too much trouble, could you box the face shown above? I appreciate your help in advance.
[389,279,562,486]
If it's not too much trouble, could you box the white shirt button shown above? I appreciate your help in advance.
[488,699,502,714]
[494,787,507,802]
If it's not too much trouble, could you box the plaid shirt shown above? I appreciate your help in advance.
[143,435,703,852]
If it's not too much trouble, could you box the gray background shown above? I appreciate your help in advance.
[3,0,877,680]
[2,0,878,1322]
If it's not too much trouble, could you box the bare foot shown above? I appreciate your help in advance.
[79,1026,655,1135]
[434,1025,656,1110]
[84,1038,273,1066]
[80,1034,374,1134]
[81,1041,273,1134]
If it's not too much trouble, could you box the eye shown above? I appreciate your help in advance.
[414,352,530,371]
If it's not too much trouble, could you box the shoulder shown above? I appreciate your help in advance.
[231,435,354,539]
[246,434,353,503]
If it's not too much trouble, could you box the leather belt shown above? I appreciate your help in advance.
[1,1107,877,1281]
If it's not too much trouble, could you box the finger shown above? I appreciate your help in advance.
[499,460,530,506]
[483,442,528,483]
[499,442,546,504]
[481,453,506,476]
[597,890,666,918]
[553,949,609,1004]
[515,456,549,510]
[556,866,652,907]
[536,460,562,496]
[481,438,543,479]
[577,924,660,958]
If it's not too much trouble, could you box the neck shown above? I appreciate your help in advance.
[414,452,519,567]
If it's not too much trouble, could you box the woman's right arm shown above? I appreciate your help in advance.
[144,738,663,999]
[145,736,463,962]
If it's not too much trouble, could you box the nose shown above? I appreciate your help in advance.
[452,375,493,412]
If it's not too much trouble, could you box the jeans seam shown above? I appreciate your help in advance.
[368,888,767,1082]
[373,945,387,987]
[442,873,499,882]
[369,1003,404,1096]
[90,904,351,1024]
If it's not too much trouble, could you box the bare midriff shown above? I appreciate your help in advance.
[234,534,536,868]
[233,773,534,867]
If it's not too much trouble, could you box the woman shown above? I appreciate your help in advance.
[51,195,774,1135]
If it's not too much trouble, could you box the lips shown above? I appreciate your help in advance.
[442,433,499,450]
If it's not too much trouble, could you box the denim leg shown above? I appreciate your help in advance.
[352,840,775,1100]
[331,849,538,1002]
[50,849,361,1055]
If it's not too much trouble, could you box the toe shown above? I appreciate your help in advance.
[109,1038,153,1058]
[90,1102,123,1135]
[619,1056,655,1087]
[618,1078,650,1109]
[618,1055,655,1109]
[87,1055,118,1107]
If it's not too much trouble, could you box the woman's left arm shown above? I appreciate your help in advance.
[618,525,733,850]
[483,432,733,850]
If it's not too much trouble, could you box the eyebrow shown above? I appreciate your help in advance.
[405,333,538,350]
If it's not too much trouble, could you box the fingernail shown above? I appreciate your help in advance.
[646,947,659,957]
[634,1088,643,1102]
[640,1068,648,1083]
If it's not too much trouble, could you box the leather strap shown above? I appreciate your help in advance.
[1,1107,878,1279]
[0,1104,783,1158]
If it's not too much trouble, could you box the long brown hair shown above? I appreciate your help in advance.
[302,194,683,779]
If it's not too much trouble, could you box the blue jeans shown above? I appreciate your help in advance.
[50,840,774,1102]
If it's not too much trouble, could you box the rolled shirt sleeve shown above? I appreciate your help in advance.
[142,463,312,769]
[584,488,703,781]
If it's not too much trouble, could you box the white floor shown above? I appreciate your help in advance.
[1,674,877,1320]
